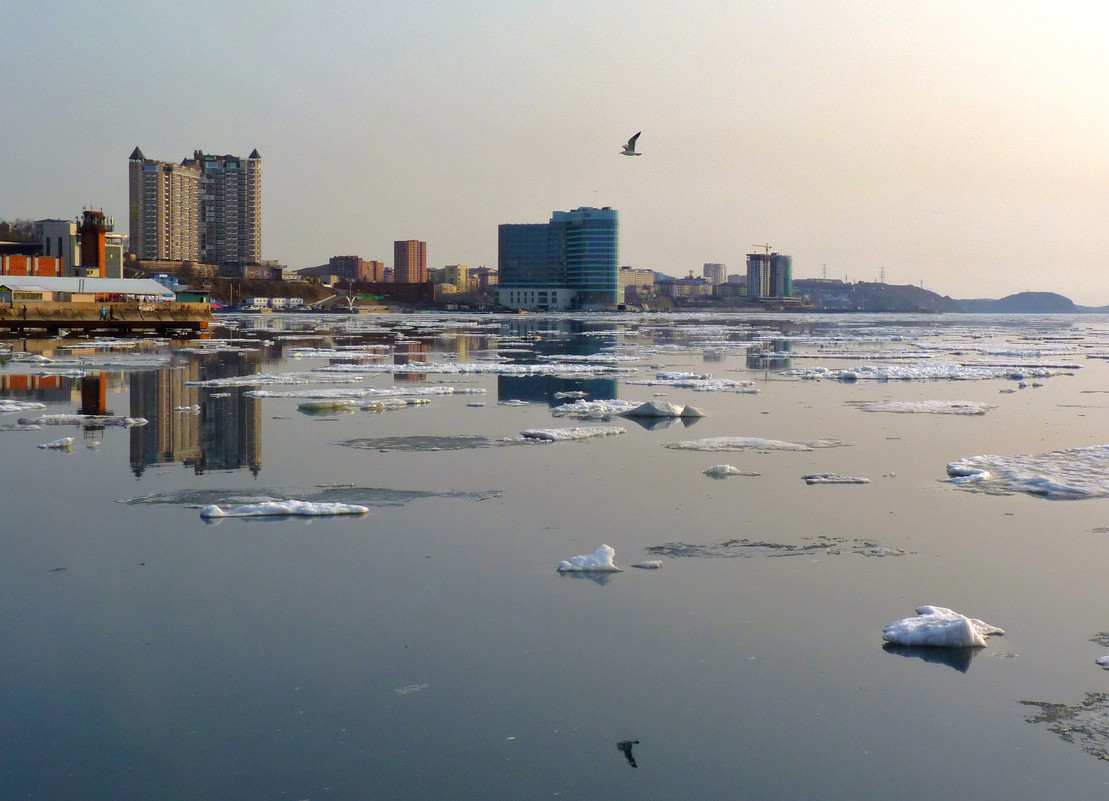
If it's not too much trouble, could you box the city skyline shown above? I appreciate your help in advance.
[4,2,1109,303]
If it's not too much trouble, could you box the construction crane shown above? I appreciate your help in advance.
[751,243,773,256]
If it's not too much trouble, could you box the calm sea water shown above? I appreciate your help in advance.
[4,312,1109,800]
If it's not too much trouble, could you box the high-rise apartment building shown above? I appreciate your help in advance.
[192,150,262,265]
[703,263,727,285]
[128,147,261,265]
[128,147,200,261]
[746,252,792,299]
[393,240,427,283]
[497,207,618,310]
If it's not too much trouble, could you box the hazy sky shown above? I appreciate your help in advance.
[3,1,1109,303]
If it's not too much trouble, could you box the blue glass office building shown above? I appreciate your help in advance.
[498,207,618,310]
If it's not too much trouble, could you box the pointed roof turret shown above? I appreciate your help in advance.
[248,148,261,160]
[129,146,146,161]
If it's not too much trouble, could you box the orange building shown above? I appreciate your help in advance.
[393,240,427,283]
[0,254,62,276]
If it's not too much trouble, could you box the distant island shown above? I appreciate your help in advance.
[791,280,1109,314]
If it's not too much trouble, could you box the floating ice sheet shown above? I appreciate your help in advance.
[664,436,845,452]
[118,486,500,508]
[339,435,519,451]
[552,399,639,419]
[246,386,485,400]
[703,464,760,478]
[802,473,870,485]
[947,444,1109,499]
[200,500,370,518]
[520,426,626,441]
[647,537,908,558]
[1021,693,1109,761]
[19,413,147,427]
[783,363,1067,381]
[0,400,46,415]
[882,606,1003,648]
[848,400,996,415]
[557,544,622,573]
[38,437,74,450]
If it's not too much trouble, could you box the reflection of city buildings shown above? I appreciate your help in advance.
[130,352,262,476]
[496,320,619,403]
[394,341,428,383]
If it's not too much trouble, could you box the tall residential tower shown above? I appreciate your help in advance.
[393,240,428,283]
[128,147,261,265]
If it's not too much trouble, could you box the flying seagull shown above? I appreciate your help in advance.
[617,739,640,768]
[620,132,642,156]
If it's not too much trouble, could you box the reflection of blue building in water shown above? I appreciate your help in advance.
[497,207,618,310]
[496,319,619,403]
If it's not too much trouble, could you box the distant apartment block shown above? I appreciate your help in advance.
[393,240,428,283]
[703,263,727,285]
[128,147,261,266]
[746,252,792,299]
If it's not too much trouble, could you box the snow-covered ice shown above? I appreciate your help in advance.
[882,606,1004,648]
[703,464,760,478]
[557,544,622,573]
[19,413,147,427]
[0,400,46,415]
[38,437,74,450]
[802,473,870,485]
[849,400,996,415]
[199,500,370,518]
[520,426,626,441]
[631,561,662,569]
[552,399,639,419]
[947,444,1109,499]
[665,436,845,452]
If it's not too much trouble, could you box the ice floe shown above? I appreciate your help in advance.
[557,544,622,573]
[621,400,705,419]
[1021,693,1109,761]
[520,426,626,441]
[882,606,1004,648]
[552,399,639,419]
[38,437,74,450]
[631,561,662,569]
[18,413,147,427]
[247,386,485,400]
[802,473,870,485]
[0,400,46,415]
[946,444,1109,499]
[783,363,1067,382]
[626,376,758,393]
[297,400,355,414]
[703,464,760,478]
[647,537,909,559]
[848,400,996,415]
[199,500,370,519]
[664,436,845,452]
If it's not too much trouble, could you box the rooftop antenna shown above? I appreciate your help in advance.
[822,263,827,281]
[880,266,886,284]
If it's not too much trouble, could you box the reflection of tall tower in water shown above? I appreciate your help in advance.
[394,341,428,383]
[130,351,262,476]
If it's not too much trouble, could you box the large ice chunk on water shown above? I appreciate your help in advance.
[621,400,686,418]
[557,544,622,573]
[882,605,1004,648]
[200,500,370,518]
